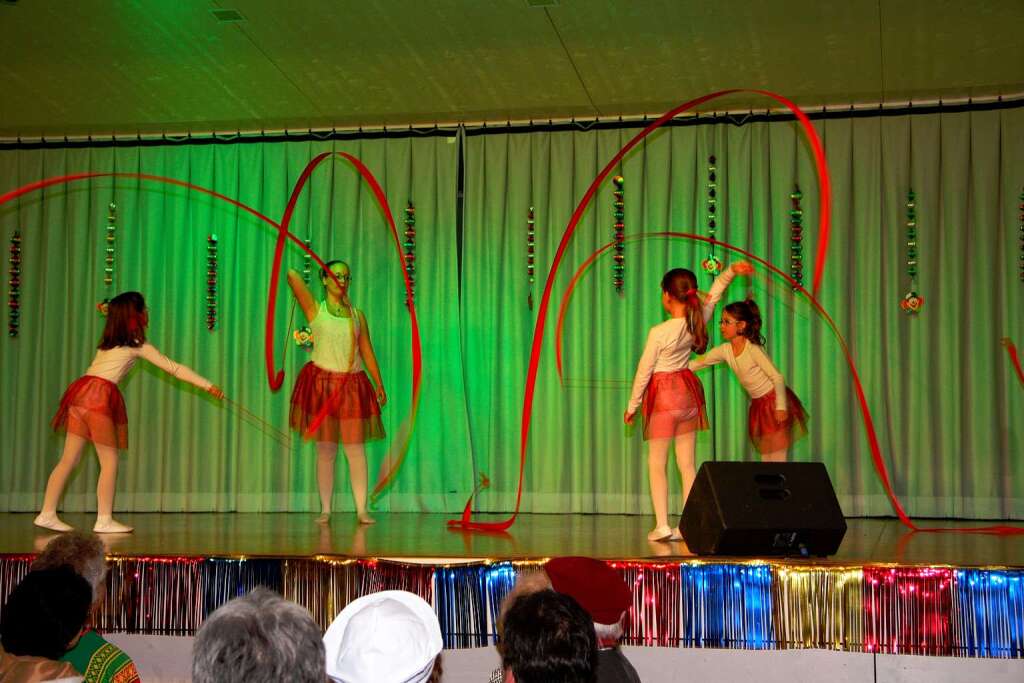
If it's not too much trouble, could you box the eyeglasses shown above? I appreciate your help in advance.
[719,319,738,325]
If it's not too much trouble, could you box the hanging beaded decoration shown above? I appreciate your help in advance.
[701,155,722,276]
[612,176,625,293]
[1018,189,1023,283]
[403,201,416,306]
[8,230,20,337]
[97,202,116,316]
[527,206,536,309]
[900,190,923,313]
[206,234,218,330]
[790,186,804,290]
[302,237,313,285]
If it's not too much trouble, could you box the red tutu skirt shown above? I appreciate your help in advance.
[748,387,809,454]
[50,376,128,449]
[641,369,709,440]
[289,362,384,444]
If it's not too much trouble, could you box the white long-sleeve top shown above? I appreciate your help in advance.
[689,340,788,410]
[626,270,735,414]
[82,343,213,390]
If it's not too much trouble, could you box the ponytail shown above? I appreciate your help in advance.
[661,268,709,353]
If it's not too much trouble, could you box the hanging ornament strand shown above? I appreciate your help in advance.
[98,201,117,316]
[1018,189,1023,283]
[8,229,20,337]
[302,237,313,285]
[900,189,923,313]
[403,201,416,307]
[612,176,625,293]
[527,206,536,309]
[790,186,804,290]
[206,234,218,331]
[701,155,722,276]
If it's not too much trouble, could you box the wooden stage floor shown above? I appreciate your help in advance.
[2,513,1022,567]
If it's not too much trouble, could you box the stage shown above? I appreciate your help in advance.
[1,513,1022,567]
[2,513,1022,659]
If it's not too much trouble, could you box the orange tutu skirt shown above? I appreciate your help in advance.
[50,376,128,449]
[640,369,709,440]
[289,362,384,444]
[748,388,809,454]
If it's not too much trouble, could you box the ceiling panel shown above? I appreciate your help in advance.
[0,0,1021,137]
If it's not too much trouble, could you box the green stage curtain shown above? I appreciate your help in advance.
[0,136,472,513]
[460,108,1023,519]
[2,107,1022,519]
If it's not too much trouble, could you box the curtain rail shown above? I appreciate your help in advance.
[2,93,1022,149]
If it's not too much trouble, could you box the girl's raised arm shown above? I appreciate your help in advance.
[287,269,319,323]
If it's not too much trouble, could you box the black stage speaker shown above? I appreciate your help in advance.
[680,462,846,557]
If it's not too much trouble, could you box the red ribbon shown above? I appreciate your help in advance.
[1,162,423,494]
[1004,338,1024,387]
[450,89,832,532]
[554,232,1023,536]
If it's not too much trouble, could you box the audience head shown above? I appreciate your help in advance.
[192,587,325,683]
[323,590,443,683]
[32,531,108,604]
[499,589,597,683]
[544,556,632,641]
[496,569,553,640]
[0,566,92,660]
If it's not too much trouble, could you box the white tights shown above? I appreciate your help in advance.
[40,433,119,519]
[315,441,368,517]
[646,432,697,529]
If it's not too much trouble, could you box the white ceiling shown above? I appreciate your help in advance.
[1,0,1022,137]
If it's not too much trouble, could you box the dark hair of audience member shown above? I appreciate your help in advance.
[0,566,92,660]
[499,589,597,683]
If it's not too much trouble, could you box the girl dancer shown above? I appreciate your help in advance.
[690,299,808,462]
[287,261,385,524]
[624,262,751,541]
[36,291,224,534]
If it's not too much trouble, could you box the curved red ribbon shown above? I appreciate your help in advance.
[553,232,1023,536]
[1,163,423,494]
[1004,338,1024,387]
[449,89,832,532]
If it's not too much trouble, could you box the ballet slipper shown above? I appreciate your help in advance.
[34,513,73,533]
[93,517,133,534]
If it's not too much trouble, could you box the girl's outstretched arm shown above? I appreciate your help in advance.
[356,311,386,407]
[286,269,318,323]
[137,344,223,398]
[701,261,753,321]
[689,343,728,372]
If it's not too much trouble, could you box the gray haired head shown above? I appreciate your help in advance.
[192,587,326,683]
[31,531,107,602]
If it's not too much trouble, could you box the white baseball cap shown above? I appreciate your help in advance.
[324,590,443,683]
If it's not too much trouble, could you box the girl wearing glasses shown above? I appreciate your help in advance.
[287,261,386,525]
[690,299,808,462]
